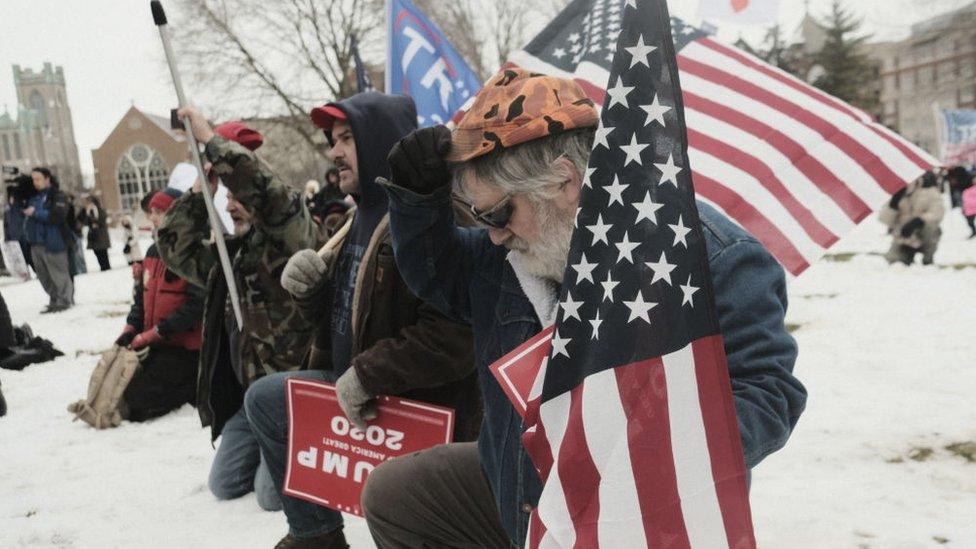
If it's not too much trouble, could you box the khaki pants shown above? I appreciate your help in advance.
[362,443,513,548]
[31,246,74,308]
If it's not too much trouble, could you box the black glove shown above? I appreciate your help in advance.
[123,244,132,254]
[900,217,924,237]
[115,331,136,347]
[889,187,907,210]
[387,125,453,195]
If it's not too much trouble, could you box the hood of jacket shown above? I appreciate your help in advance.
[327,92,418,224]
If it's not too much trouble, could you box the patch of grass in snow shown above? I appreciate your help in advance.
[25,509,36,517]
[823,252,858,263]
[908,446,935,462]
[933,536,950,544]
[97,310,127,318]
[938,262,976,271]
[786,323,803,333]
[945,441,976,462]
[799,293,838,300]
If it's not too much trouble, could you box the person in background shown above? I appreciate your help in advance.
[120,215,143,265]
[4,174,34,271]
[81,194,112,271]
[320,167,345,203]
[115,188,203,421]
[882,171,946,265]
[65,192,87,279]
[156,114,317,513]
[23,167,74,313]
[946,166,976,238]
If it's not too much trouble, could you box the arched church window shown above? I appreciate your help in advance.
[29,90,47,128]
[116,144,170,213]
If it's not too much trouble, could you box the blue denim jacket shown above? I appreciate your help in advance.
[385,184,807,545]
[24,189,69,253]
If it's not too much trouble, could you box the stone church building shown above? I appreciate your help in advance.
[0,63,83,191]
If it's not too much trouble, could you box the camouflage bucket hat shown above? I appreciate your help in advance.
[447,68,599,163]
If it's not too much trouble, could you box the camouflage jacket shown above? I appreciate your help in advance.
[157,137,318,438]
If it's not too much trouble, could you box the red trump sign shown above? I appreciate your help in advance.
[283,378,455,516]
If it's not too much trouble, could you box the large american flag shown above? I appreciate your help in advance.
[505,0,937,276]
[519,0,754,546]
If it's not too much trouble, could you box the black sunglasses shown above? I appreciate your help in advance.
[453,194,514,229]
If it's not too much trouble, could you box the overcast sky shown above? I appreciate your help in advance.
[1,0,969,181]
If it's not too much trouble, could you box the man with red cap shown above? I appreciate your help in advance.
[156,110,318,513]
[114,187,204,421]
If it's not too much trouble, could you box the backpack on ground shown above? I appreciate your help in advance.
[0,324,64,371]
[67,346,141,429]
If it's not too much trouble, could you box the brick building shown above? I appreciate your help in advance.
[92,106,186,216]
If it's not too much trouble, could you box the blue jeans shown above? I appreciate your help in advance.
[244,370,344,538]
[208,408,283,512]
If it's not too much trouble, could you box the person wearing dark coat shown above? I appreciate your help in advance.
[81,195,112,271]
[23,168,74,313]
[115,188,204,421]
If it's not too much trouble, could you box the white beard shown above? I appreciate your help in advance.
[506,200,574,283]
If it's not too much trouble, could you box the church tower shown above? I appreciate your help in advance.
[12,63,82,190]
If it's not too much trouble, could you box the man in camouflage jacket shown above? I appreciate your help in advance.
[157,112,318,511]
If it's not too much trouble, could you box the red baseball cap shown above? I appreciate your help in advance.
[310,104,348,131]
[214,121,264,151]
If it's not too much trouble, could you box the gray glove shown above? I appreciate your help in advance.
[280,249,335,299]
[335,367,377,430]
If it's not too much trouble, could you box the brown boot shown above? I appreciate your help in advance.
[273,529,349,549]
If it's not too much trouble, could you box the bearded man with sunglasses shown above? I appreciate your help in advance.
[358,69,807,548]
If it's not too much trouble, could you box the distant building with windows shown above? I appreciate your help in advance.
[869,2,976,156]
[0,63,83,190]
[91,106,186,215]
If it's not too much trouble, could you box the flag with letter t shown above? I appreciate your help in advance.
[386,0,482,127]
[519,0,756,546]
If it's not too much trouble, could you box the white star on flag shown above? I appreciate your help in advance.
[572,253,599,284]
[623,289,657,324]
[586,213,613,245]
[624,35,656,69]
[640,95,671,127]
[601,272,619,303]
[654,153,682,187]
[645,251,677,286]
[589,311,603,340]
[583,167,597,188]
[614,231,641,264]
[632,191,664,224]
[551,329,571,358]
[553,48,567,59]
[602,175,628,206]
[668,215,692,248]
[594,122,615,150]
[560,291,584,322]
[606,76,635,109]
[620,133,649,166]
[680,275,700,307]
[625,0,638,10]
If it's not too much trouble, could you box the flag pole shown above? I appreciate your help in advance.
[150,0,245,331]
[385,0,392,94]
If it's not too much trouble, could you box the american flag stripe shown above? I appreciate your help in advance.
[693,337,755,548]
[680,42,921,191]
[685,111,856,237]
[615,357,691,547]
[556,386,601,547]
[679,72,892,217]
[697,38,932,170]
[682,91,871,222]
[582,369,646,547]
[534,393,578,547]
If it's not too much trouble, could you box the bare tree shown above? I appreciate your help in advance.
[414,0,571,80]
[172,0,383,159]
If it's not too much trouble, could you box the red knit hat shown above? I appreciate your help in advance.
[148,187,183,212]
[214,121,264,151]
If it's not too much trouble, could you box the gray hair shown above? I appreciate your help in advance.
[454,128,596,204]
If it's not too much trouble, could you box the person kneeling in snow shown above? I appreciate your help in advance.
[115,188,204,421]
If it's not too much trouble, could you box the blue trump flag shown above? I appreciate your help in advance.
[386,0,483,127]
[939,108,976,165]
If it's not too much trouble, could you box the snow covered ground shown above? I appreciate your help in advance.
[1,215,974,548]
